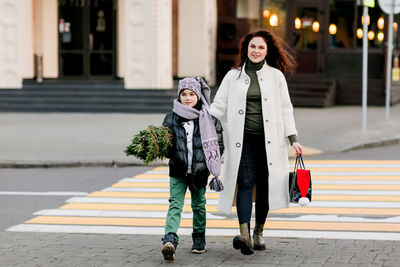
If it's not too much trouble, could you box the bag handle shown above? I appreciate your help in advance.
[294,155,306,171]
[292,155,299,172]
[297,155,306,169]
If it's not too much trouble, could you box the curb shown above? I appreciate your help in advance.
[341,136,400,152]
[0,160,168,168]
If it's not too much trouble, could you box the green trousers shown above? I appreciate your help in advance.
[165,176,206,243]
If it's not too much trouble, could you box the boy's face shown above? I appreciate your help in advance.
[179,89,198,108]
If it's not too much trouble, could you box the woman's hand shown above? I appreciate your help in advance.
[292,142,303,156]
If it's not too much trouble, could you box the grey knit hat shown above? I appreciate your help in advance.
[178,77,201,99]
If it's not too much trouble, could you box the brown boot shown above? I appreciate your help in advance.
[253,223,266,250]
[233,223,254,255]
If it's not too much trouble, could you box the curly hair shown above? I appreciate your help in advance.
[234,30,296,75]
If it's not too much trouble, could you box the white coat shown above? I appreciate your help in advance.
[210,62,298,215]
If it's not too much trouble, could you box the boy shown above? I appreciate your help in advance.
[161,77,224,261]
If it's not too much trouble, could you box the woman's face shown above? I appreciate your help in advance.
[247,37,267,64]
[179,89,198,108]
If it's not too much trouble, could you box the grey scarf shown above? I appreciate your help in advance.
[172,77,221,178]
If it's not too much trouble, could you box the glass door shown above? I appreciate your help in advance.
[59,0,116,80]
[287,0,327,76]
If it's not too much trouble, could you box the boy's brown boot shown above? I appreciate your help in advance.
[162,233,178,261]
[232,223,254,255]
[253,223,266,250]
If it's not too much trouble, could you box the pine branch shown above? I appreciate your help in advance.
[125,125,172,165]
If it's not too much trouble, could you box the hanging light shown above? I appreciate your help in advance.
[295,17,301,29]
[361,15,370,25]
[357,28,363,39]
[377,32,384,42]
[269,14,278,27]
[312,21,320,32]
[394,22,398,32]
[368,30,375,40]
[263,9,270,19]
[329,24,337,35]
[377,17,384,30]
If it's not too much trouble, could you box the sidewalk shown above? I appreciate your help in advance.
[1,231,399,266]
[0,105,399,167]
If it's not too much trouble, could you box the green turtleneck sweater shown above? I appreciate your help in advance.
[244,60,298,144]
[244,60,264,134]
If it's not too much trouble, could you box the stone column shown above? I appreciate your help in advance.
[0,0,22,88]
[178,0,217,86]
[124,0,173,89]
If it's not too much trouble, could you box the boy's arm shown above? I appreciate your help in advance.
[162,113,174,159]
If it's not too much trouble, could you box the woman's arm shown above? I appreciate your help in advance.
[210,72,231,123]
[278,72,297,137]
[278,72,303,155]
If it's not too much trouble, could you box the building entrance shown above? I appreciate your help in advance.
[58,0,116,80]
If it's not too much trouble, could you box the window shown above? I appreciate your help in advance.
[355,4,385,48]
[329,0,355,48]
[260,0,286,39]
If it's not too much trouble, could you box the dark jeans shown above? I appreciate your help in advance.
[236,133,269,225]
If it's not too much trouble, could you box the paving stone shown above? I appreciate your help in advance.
[2,232,400,266]
[382,261,400,267]
[350,257,376,264]
[301,257,328,264]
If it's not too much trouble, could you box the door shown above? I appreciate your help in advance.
[287,0,328,76]
[58,0,116,80]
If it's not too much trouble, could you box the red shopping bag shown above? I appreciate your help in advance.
[289,155,312,206]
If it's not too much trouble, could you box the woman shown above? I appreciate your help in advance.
[210,30,303,255]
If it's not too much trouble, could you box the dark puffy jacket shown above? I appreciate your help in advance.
[163,111,224,190]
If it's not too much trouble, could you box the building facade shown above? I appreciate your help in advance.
[1,0,399,105]
[217,0,400,105]
[0,0,217,89]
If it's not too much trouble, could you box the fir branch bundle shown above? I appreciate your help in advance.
[125,125,172,165]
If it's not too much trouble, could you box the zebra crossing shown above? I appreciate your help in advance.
[7,160,400,240]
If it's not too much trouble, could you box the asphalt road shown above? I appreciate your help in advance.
[1,144,399,231]
[0,166,150,230]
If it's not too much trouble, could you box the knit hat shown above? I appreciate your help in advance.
[178,78,201,99]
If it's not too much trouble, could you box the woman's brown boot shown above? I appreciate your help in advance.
[233,223,254,255]
[253,223,266,250]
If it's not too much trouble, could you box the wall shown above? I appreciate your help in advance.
[124,0,173,89]
[41,0,58,78]
[178,0,217,85]
[117,0,124,78]
[21,0,34,79]
[0,0,22,88]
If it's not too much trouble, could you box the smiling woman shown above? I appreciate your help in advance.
[210,29,303,255]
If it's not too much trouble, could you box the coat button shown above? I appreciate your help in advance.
[236,142,241,147]
[269,162,272,166]
[260,78,263,81]
[264,98,267,101]
[239,109,244,115]
[265,119,269,122]
[245,80,249,84]
[267,141,271,144]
